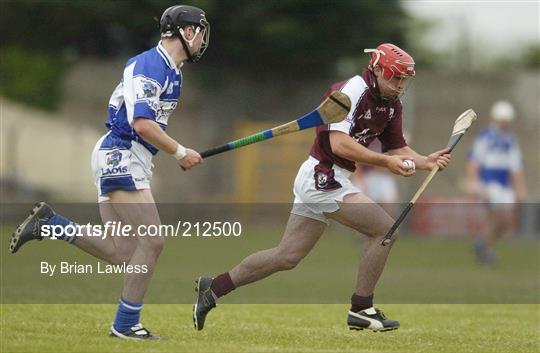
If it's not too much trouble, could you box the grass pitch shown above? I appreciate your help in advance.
[1,222,539,352]
[1,304,539,353]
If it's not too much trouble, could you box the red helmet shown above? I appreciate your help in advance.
[364,43,415,80]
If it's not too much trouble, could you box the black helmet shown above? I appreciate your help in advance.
[159,5,210,63]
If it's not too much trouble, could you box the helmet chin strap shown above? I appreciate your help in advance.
[178,26,201,63]
[368,68,393,102]
[368,68,406,102]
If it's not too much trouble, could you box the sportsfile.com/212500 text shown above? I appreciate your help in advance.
[39,221,243,239]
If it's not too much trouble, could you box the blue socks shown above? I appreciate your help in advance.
[113,297,143,333]
[44,214,78,244]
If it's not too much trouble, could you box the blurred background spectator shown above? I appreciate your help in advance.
[466,100,527,263]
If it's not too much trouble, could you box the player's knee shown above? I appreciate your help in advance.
[116,247,137,264]
[276,251,302,270]
[279,257,299,271]
[386,232,399,245]
[149,237,165,257]
[376,231,399,246]
[358,216,395,239]
[139,236,165,258]
[106,244,135,265]
[372,218,399,240]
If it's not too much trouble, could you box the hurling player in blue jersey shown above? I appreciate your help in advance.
[9,5,210,339]
[466,100,527,264]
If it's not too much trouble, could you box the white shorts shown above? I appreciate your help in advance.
[482,183,516,210]
[91,133,153,202]
[291,156,362,224]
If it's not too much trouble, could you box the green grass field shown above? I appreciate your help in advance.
[1,304,539,353]
[1,224,539,352]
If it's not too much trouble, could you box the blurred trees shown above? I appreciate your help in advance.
[1,0,407,73]
[203,0,407,75]
[0,48,67,110]
[1,0,407,107]
[522,43,540,69]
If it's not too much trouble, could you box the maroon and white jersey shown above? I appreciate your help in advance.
[310,69,407,173]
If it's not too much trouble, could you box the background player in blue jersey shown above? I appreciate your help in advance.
[466,100,527,264]
[9,5,210,339]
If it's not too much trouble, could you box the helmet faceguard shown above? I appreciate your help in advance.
[160,5,210,63]
[178,19,210,62]
[364,43,415,100]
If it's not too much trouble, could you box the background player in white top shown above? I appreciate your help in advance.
[193,44,451,332]
[9,5,209,339]
[466,100,527,264]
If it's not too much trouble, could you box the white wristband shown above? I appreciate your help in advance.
[173,144,187,160]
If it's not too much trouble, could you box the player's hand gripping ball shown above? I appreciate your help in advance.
[403,159,415,172]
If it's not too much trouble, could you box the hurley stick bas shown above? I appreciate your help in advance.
[199,91,351,158]
[381,109,478,246]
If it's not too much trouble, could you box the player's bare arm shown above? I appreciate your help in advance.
[388,145,451,171]
[465,160,481,197]
[133,118,202,170]
[329,131,415,176]
[511,170,527,202]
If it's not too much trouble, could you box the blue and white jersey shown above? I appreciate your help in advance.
[105,41,182,155]
[469,126,522,189]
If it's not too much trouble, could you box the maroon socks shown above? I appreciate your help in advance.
[350,293,373,312]
[210,274,372,310]
[210,272,236,298]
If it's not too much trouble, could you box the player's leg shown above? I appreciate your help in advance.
[106,188,163,340]
[229,213,326,286]
[484,208,499,257]
[110,189,163,302]
[71,201,138,264]
[494,207,517,239]
[193,213,327,330]
[8,193,159,339]
[481,206,515,264]
[326,192,400,331]
[329,193,397,295]
[476,206,507,264]
[477,188,516,264]
[10,135,132,259]
[9,200,138,265]
[61,189,158,339]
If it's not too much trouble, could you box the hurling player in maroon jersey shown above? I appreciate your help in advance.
[194,44,451,332]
